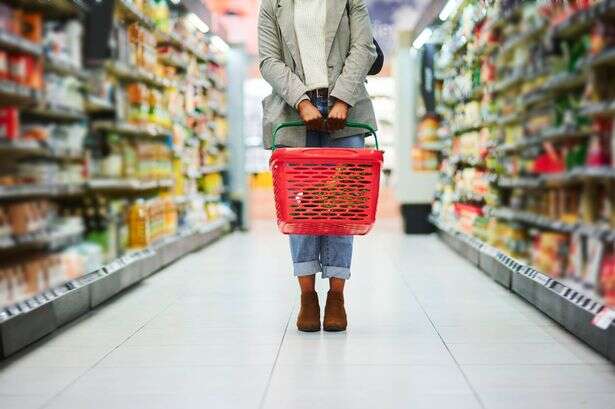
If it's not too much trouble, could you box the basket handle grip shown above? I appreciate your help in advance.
[272,121,379,151]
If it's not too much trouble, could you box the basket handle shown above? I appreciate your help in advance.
[272,121,379,151]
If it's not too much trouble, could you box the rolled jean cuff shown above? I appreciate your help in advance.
[322,266,351,280]
[293,260,321,277]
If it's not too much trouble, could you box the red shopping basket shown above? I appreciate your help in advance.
[270,121,384,235]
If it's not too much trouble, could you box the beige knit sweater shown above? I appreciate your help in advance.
[294,0,328,91]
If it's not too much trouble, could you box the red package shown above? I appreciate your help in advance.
[0,107,20,140]
[9,53,40,88]
[0,50,8,80]
[9,53,27,84]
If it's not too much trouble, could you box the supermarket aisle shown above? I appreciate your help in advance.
[1,221,615,409]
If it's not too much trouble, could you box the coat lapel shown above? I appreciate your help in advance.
[325,0,347,58]
[276,0,302,68]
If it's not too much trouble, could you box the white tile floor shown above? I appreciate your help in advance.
[1,220,614,409]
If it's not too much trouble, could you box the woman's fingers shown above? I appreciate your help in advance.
[327,101,349,131]
[305,111,325,130]
[298,100,325,130]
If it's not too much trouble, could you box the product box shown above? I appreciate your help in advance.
[0,107,19,140]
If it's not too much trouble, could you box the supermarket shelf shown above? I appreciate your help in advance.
[116,0,155,29]
[497,176,541,189]
[541,70,587,94]
[159,55,189,69]
[431,216,615,363]
[553,0,615,40]
[452,124,483,135]
[491,69,525,94]
[87,178,174,192]
[415,142,447,151]
[0,222,84,253]
[590,47,615,67]
[0,80,38,107]
[488,207,577,233]
[106,61,177,89]
[498,25,545,57]
[201,164,228,174]
[85,95,115,113]
[92,120,171,138]
[580,100,615,117]
[449,155,484,167]
[0,30,42,56]
[443,88,483,107]
[497,112,522,126]
[155,30,183,48]
[0,141,84,160]
[44,56,87,79]
[497,168,615,189]
[0,183,84,200]
[156,31,209,63]
[6,0,88,18]
[494,127,591,153]
[24,105,87,122]
[489,206,615,240]
[0,217,232,358]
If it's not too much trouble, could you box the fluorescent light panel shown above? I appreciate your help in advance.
[211,35,229,53]
[187,12,209,33]
[439,0,463,21]
[412,27,432,49]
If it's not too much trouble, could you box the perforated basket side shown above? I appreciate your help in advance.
[271,150,382,235]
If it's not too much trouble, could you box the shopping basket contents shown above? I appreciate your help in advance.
[269,121,384,235]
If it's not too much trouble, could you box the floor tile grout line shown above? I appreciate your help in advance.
[397,258,487,409]
[38,299,179,409]
[258,304,295,409]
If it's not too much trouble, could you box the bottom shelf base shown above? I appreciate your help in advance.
[0,218,231,358]
[432,217,615,364]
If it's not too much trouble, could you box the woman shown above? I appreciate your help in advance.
[258,0,377,332]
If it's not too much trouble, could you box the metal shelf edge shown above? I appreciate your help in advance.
[0,218,231,358]
[431,216,615,362]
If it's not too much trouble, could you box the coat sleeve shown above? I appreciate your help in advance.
[258,0,309,109]
[329,0,377,107]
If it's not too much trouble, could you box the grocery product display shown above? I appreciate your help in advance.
[423,0,615,359]
[430,0,615,304]
[0,0,233,356]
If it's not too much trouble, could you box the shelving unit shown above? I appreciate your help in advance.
[0,217,231,357]
[0,0,234,358]
[428,0,615,360]
[433,217,615,363]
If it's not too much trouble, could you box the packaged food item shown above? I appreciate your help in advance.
[21,12,42,43]
[0,50,8,80]
[129,199,150,248]
[0,107,20,140]
[600,250,615,306]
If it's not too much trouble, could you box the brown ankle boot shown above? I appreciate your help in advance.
[297,291,320,332]
[323,290,347,332]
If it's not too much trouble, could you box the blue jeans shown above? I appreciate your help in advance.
[290,95,365,280]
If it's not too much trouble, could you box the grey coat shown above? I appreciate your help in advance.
[258,0,378,149]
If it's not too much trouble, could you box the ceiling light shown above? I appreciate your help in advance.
[187,13,209,33]
[412,28,432,49]
[439,0,463,21]
[211,35,230,53]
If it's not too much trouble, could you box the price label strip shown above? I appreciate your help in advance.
[592,308,615,330]
[105,259,125,275]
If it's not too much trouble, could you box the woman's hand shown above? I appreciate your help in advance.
[327,100,349,131]
[298,100,325,131]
